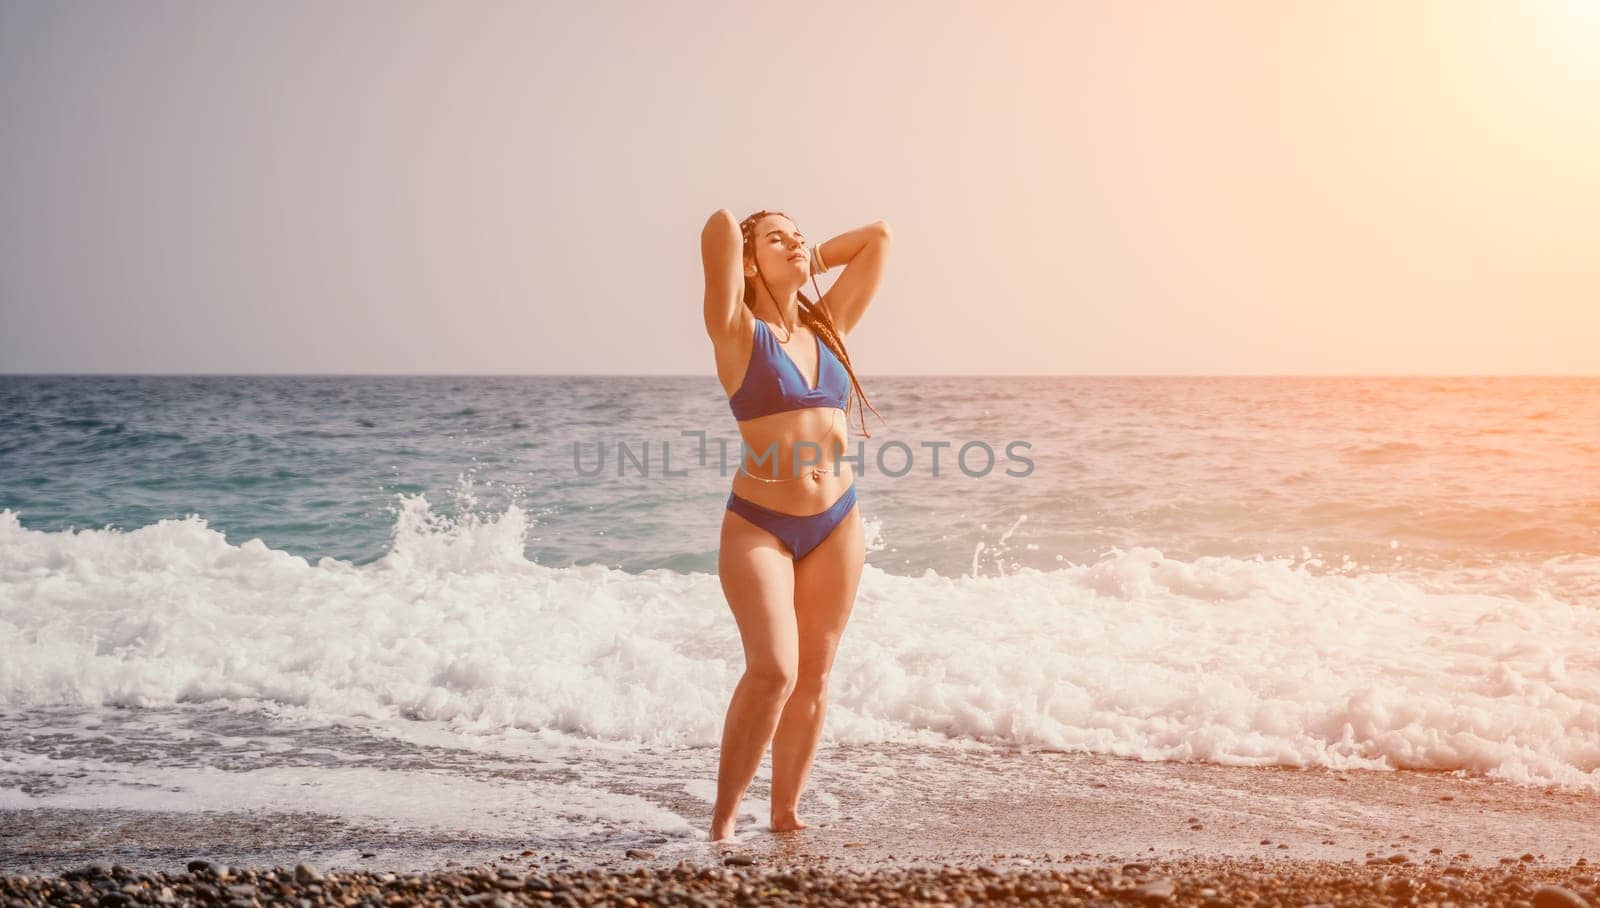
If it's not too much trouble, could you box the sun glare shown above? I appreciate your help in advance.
[1534,0,1600,87]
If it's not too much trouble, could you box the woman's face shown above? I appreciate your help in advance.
[746,214,809,283]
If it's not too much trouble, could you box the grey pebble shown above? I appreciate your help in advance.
[1532,885,1591,908]
[1135,877,1175,901]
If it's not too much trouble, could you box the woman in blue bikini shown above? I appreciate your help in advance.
[700,207,891,841]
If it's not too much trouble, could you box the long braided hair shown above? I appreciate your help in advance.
[739,209,884,438]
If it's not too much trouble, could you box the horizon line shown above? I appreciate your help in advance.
[2,371,1597,379]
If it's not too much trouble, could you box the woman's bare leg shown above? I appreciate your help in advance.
[710,510,800,841]
[770,504,865,831]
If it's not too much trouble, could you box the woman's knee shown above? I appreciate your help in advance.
[791,668,831,698]
[743,662,798,700]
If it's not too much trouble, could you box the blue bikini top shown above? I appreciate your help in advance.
[728,318,850,421]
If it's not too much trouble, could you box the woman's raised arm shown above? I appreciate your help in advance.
[701,209,744,340]
[816,220,891,337]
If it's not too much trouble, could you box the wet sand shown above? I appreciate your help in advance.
[3,749,1597,905]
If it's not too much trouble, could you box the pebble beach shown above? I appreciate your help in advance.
[2,854,1598,907]
[5,749,1598,906]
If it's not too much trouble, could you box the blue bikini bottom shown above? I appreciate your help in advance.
[726,482,858,561]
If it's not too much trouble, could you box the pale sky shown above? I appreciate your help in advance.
[1,0,1596,375]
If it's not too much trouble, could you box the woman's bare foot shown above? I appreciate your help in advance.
[709,814,736,841]
[770,813,810,833]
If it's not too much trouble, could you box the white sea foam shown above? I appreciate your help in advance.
[2,500,1598,790]
[0,742,698,843]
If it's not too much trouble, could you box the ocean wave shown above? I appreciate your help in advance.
[1,503,1597,790]
[1337,441,1425,463]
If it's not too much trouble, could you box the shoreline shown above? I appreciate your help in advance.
[3,750,1597,905]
